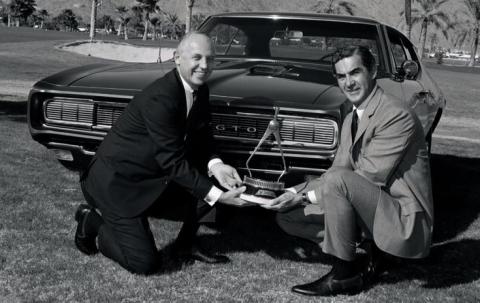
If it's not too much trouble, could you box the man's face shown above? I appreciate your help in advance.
[174,34,214,89]
[334,54,376,107]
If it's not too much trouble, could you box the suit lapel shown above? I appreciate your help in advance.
[352,86,383,145]
[349,86,384,167]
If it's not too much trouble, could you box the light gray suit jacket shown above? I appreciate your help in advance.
[301,86,434,258]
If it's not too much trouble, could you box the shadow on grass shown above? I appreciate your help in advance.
[0,101,27,123]
[379,238,480,289]
[185,153,480,287]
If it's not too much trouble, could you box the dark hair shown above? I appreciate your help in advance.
[331,45,376,75]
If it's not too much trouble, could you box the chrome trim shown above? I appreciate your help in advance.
[236,167,328,175]
[43,97,127,130]
[31,88,135,99]
[212,110,338,149]
[46,142,96,156]
[219,149,335,159]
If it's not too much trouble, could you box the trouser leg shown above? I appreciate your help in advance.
[321,168,382,261]
[97,212,160,275]
[147,183,215,249]
[276,203,325,245]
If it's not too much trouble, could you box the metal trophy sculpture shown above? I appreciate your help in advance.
[242,107,287,199]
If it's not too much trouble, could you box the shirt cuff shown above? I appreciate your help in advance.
[204,185,223,206]
[307,190,318,204]
[286,187,297,194]
[208,158,223,171]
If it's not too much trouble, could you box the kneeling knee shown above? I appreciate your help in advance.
[124,254,160,275]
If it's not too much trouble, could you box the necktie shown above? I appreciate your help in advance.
[187,90,197,117]
[351,109,358,143]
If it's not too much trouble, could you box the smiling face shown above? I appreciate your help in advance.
[174,33,215,89]
[334,54,377,107]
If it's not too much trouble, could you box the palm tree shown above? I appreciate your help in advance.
[405,0,413,39]
[185,0,194,33]
[409,0,453,59]
[312,0,357,15]
[453,0,480,66]
[89,0,100,41]
[135,0,161,41]
[164,12,180,39]
[149,16,161,40]
[429,32,438,52]
[115,5,130,40]
[38,9,48,29]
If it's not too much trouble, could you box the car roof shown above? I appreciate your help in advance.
[210,12,382,26]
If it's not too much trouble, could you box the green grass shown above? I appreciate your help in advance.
[1,26,480,302]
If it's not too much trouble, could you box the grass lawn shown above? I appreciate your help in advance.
[1,26,480,302]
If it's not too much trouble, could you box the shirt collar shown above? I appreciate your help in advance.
[352,84,378,121]
[178,73,195,94]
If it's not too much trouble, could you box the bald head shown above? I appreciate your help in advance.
[174,32,215,89]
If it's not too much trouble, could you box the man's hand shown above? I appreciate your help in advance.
[210,163,242,190]
[261,191,303,211]
[218,186,251,207]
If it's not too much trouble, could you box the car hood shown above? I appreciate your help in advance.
[209,61,345,109]
[37,60,346,109]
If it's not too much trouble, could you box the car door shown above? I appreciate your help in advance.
[386,27,444,135]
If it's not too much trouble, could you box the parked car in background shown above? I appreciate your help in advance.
[28,12,445,186]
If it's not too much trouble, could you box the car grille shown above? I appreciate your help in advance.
[211,113,337,149]
[43,98,126,129]
[43,98,337,149]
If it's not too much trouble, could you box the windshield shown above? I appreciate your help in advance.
[200,16,384,71]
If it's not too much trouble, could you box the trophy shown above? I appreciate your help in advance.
[242,107,287,200]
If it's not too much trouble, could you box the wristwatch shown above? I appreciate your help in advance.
[301,192,309,203]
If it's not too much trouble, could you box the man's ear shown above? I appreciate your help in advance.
[173,51,180,64]
[371,64,378,80]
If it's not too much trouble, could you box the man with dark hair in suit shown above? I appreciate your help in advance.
[74,32,250,275]
[262,45,433,296]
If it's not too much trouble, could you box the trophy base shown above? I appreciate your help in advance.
[242,176,285,199]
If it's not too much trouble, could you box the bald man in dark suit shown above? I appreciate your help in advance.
[74,32,250,275]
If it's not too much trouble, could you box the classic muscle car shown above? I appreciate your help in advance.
[28,12,445,186]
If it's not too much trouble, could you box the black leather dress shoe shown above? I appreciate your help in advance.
[291,270,364,296]
[74,204,99,255]
[173,243,230,265]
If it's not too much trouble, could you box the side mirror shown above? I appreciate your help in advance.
[401,60,419,80]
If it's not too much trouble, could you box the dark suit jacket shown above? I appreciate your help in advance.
[82,69,216,217]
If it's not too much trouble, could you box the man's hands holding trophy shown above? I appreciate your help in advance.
[210,107,293,209]
[209,162,250,207]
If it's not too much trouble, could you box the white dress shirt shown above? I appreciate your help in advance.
[179,74,223,205]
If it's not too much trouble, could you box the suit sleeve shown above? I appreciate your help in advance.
[141,92,213,199]
[355,109,415,187]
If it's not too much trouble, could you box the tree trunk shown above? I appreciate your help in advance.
[90,0,98,41]
[419,20,427,59]
[117,23,122,36]
[468,24,479,67]
[186,0,194,33]
[7,14,11,27]
[40,20,44,29]
[142,12,149,40]
[124,23,128,40]
[405,0,412,39]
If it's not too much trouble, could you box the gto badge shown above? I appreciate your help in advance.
[215,124,257,133]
